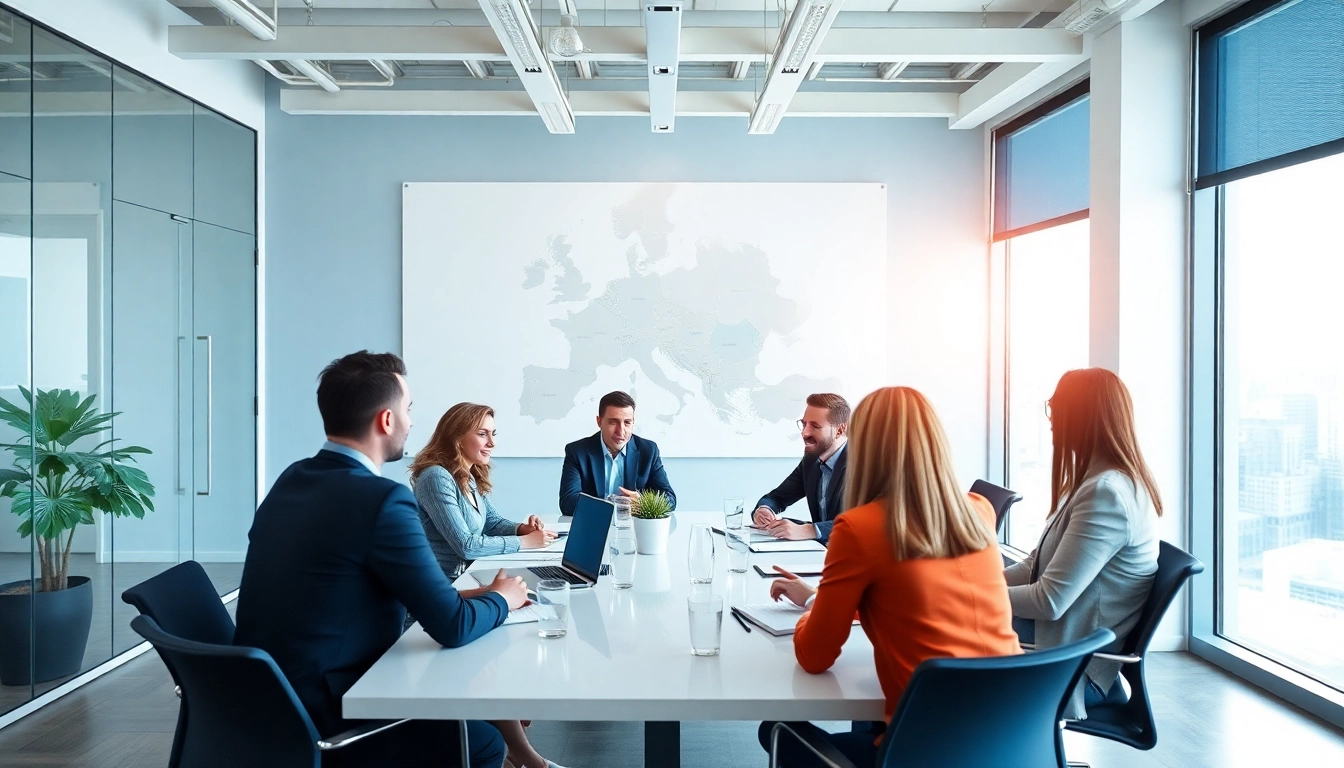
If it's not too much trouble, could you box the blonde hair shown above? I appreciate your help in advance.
[409,403,494,495]
[843,387,994,560]
[1048,368,1163,518]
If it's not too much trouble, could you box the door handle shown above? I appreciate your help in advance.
[197,335,213,497]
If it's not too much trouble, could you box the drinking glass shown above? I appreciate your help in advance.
[607,493,633,529]
[688,524,716,584]
[724,497,744,529]
[724,498,749,573]
[688,595,724,656]
[536,579,570,638]
[611,530,636,589]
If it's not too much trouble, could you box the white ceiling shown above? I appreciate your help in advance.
[163,0,1111,132]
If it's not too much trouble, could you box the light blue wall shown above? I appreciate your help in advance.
[264,83,989,514]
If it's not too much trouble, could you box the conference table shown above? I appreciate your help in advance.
[343,511,885,768]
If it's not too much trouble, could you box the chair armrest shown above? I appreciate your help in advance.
[317,719,411,750]
[1020,643,1036,651]
[768,723,859,768]
[1090,652,1141,664]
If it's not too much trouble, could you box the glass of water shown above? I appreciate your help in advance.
[536,579,570,638]
[607,494,633,529]
[688,524,716,584]
[724,504,750,574]
[611,530,636,589]
[688,595,723,656]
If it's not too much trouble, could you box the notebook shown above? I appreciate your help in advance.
[748,539,827,554]
[502,604,544,626]
[734,602,807,636]
[753,564,825,578]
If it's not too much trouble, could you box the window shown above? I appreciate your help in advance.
[993,81,1090,549]
[1194,0,1344,709]
[1217,152,1344,692]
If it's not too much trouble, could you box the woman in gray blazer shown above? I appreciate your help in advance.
[409,403,565,768]
[1004,368,1162,719]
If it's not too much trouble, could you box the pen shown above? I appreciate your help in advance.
[730,607,752,633]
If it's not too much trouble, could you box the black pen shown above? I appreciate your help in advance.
[730,606,752,633]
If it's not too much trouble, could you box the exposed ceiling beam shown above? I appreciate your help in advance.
[748,0,846,135]
[475,0,574,133]
[644,2,683,133]
[950,58,1084,129]
[462,60,492,78]
[877,61,908,80]
[278,88,960,119]
[729,60,751,79]
[167,24,1082,65]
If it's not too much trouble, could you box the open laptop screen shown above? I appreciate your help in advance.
[563,494,615,582]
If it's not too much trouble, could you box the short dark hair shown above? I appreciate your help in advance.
[598,391,636,418]
[317,351,407,439]
[806,393,851,426]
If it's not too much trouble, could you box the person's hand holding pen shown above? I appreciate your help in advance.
[768,565,818,607]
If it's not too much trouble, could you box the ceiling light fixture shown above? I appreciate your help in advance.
[550,14,584,58]
[645,2,683,133]
[489,0,542,72]
[206,0,278,41]
[747,0,843,135]
[1059,0,1128,35]
[478,0,576,133]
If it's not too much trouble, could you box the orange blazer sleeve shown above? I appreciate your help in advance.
[793,514,871,674]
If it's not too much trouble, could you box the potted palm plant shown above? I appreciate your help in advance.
[631,489,673,555]
[0,387,155,685]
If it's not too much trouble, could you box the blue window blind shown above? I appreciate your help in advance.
[993,84,1090,239]
[1197,0,1344,187]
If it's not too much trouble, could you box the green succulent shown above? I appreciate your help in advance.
[0,387,155,592]
[632,489,673,520]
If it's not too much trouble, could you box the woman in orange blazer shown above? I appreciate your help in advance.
[759,386,1021,767]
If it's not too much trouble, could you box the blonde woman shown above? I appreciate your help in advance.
[409,403,564,768]
[1005,368,1161,718]
[761,387,1020,768]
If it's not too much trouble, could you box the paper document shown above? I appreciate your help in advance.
[711,526,776,543]
[473,552,564,564]
[748,539,827,554]
[735,602,806,636]
[754,564,825,578]
[503,604,544,626]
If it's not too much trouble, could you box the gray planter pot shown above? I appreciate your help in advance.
[0,575,93,686]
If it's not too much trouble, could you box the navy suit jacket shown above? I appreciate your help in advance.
[558,433,676,516]
[233,450,508,736]
[756,447,848,544]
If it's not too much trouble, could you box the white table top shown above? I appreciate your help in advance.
[343,512,885,722]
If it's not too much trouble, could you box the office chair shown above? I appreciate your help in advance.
[121,560,236,768]
[970,479,1023,534]
[1062,542,1205,758]
[131,614,447,768]
[768,629,1116,768]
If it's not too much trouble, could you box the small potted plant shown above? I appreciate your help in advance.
[631,489,673,555]
[0,388,155,685]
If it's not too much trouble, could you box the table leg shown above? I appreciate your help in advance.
[644,721,680,768]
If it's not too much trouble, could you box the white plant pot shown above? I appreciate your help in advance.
[632,516,671,555]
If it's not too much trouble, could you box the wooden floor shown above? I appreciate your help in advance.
[1,649,1341,767]
[0,556,242,717]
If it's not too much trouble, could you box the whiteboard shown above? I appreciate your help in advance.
[402,182,887,458]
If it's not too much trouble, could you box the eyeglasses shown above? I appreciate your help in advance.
[797,419,824,432]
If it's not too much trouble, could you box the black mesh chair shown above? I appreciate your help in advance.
[1063,542,1205,761]
[970,479,1023,533]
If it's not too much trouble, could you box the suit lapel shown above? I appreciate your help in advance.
[591,434,607,496]
[625,438,640,491]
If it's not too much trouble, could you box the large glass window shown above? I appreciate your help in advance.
[1218,152,1344,692]
[993,81,1090,548]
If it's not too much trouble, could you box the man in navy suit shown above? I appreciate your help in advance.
[233,351,527,767]
[752,393,850,545]
[558,391,676,516]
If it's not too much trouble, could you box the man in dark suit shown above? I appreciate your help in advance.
[558,391,676,516]
[752,393,850,545]
[233,351,527,768]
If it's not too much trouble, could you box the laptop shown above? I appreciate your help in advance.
[515,494,614,589]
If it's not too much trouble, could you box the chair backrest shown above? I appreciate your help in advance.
[131,614,321,768]
[1064,541,1204,751]
[121,560,235,645]
[970,479,1023,533]
[877,629,1115,768]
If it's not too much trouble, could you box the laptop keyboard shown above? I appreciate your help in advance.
[529,565,588,585]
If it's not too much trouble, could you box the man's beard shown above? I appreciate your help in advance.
[385,438,407,463]
[803,435,833,456]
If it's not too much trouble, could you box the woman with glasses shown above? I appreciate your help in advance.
[1006,368,1162,718]
[760,387,1019,767]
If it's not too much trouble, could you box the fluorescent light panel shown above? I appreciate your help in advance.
[206,0,277,42]
[477,0,575,133]
[747,0,844,135]
[645,2,683,133]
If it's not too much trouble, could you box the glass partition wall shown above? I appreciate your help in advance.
[0,5,256,719]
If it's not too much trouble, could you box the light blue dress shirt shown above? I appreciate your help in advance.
[817,442,846,519]
[321,440,380,476]
[603,443,626,498]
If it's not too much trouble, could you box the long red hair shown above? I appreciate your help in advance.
[409,403,494,495]
[1048,368,1163,518]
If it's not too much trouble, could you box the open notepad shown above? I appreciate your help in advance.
[748,539,827,554]
[502,604,544,626]
[735,602,807,636]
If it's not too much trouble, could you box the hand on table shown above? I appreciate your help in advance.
[517,515,548,534]
[766,518,817,541]
[615,486,641,501]
[752,506,777,527]
[769,566,818,608]
[519,528,559,549]
[484,568,529,610]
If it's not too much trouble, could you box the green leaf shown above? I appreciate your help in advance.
[36,453,70,478]
[0,468,30,485]
[12,486,96,539]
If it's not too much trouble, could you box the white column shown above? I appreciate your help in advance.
[1088,2,1190,648]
